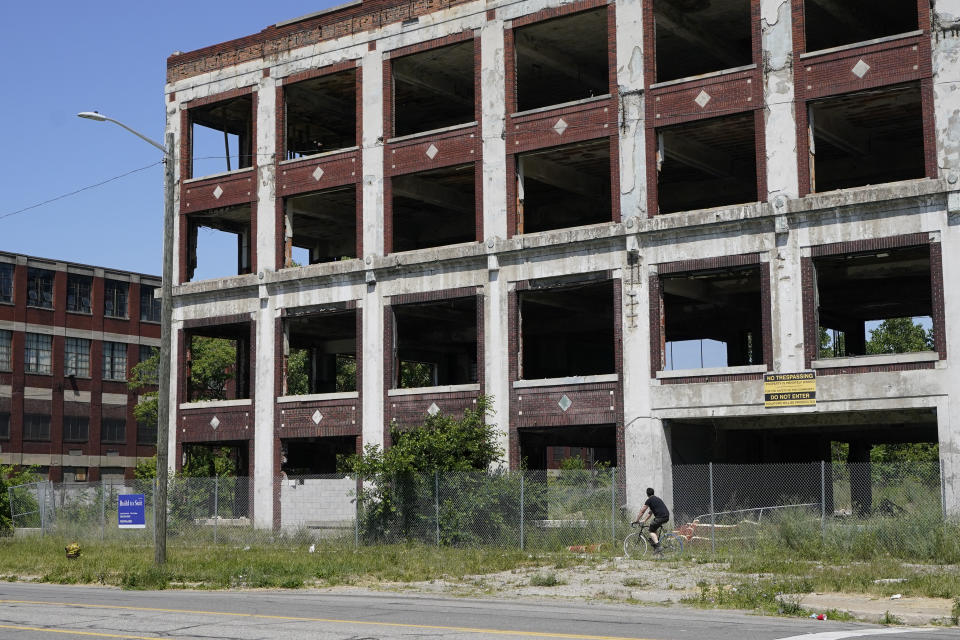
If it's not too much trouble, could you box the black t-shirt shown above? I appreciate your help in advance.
[645,495,669,519]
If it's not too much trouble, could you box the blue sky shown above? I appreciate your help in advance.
[0,1,335,276]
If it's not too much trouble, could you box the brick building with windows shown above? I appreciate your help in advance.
[163,0,960,526]
[0,252,160,481]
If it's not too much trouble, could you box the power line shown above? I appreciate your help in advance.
[0,162,163,222]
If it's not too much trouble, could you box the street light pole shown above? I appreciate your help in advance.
[78,111,174,565]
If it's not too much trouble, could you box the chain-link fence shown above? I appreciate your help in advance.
[7,462,951,560]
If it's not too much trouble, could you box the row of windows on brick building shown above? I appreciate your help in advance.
[0,264,160,322]
[0,331,154,381]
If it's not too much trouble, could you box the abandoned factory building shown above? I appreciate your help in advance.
[0,252,160,480]
[164,0,960,526]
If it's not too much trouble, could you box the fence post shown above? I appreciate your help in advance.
[708,463,715,555]
[941,458,948,522]
[39,482,46,536]
[610,467,616,547]
[820,461,826,543]
[354,476,360,548]
[213,476,219,544]
[519,472,525,551]
[434,471,440,547]
[101,481,107,541]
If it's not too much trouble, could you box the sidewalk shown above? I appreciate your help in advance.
[792,592,956,626]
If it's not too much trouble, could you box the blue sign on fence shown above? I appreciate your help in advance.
[118,494,146,529]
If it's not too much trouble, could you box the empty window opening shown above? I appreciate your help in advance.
[182,442,249,480]
[27,267,54,309]
[391,164,476,252]
[281,436,355,475]
[392,41,475,138]
[284,187,357,267]
[104,279,128,318]
[657,112,758,214]
[519,424,615,470]
[804,0,917,53]
[0,263,12,303]
[189,95,253,178]
[392,297,478,389]
[67,274,92,314]
[284,310,357,395]
[520,279,615,380]
[814,245,934,359]
[185,325,250,402]
[516,139,611,234]
[514,8,608,112]
[808,84,924,194]
[661,265,764,370]
[0,412,9,440]
[186,204,252,282]
[285,69,357,159]
[654,0,752,83]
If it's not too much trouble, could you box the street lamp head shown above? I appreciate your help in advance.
[77,111,107,122]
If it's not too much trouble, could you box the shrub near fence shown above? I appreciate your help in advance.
[7,463,954,562]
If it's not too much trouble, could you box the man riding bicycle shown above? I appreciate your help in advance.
[633,487,670,555]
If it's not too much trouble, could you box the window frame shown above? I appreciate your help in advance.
[102,341,128,381]
[0,329,11,371]
[64,337,91,378]
[0,263,13,304]
[66,274,92,314]
[104,279,129,319]
[23,413,51,441]
[63,414,90,442]
[139,284,161,322]
[26,267,54,309]
[24,333,53,375]
[100,418,127,444]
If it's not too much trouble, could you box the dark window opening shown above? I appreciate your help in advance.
[392,297,478,388]
[516,139,611,234]
[104,279,128,318]
[285,309,357,395]
[804,0,918,53]
[27,267,54,309]
[186,324,251,402]
[0,263,12,303]
[63,414,89,442]
[24,413,50,441]
[814,245,934,359]
[285,69,357,159]
[137,420,157,445]
[661,265,764,370]
[809,84,924,194]
[182,442,250,482]
[186,204,252,282]
[520,279,615,379]
[654,0,752,83]
[284,187,357,267]
[0,412,8,439]
[140,285,161,322]
[189,95,254,178]
[281,436,355,475]
[67,274,92,314]
[515,8,608,112]
[139,345,157,364]
[518,424,616,470]
[391,164,475,252]
[101,419,126,443]
[657,112,758,214]
[392,40,475,138]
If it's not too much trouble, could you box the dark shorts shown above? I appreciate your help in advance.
[649,516,669,534]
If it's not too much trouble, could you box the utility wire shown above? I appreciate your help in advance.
[0,162,163,222]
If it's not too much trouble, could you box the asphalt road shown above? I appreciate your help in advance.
[0,583,948,640]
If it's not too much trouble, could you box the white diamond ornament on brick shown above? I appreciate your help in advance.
[425,144,439,159]
[558,394,572,412]
[427,402,440,416]
[694,90,711,108]
[212,185,224,200]
[553,118,568,136]
[851,59,871,78]
[312,166,325,181]
[312,410,323,425]
[210,416,220,430]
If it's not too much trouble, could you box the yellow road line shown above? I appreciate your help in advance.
[0,599,653,640]
[0,624,161,639]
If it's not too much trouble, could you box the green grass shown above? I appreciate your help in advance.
[529,572,563,587]
[0,537,547,590]
[681,580,855,620]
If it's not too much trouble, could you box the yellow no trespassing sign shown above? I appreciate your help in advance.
[764,371,816,408]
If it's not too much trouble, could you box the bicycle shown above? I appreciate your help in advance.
[622,522,684,558]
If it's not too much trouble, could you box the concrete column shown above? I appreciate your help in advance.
[932,1,960,182]
[480,19,510,462]
[615,0,647,220]
[252,77,279,528]
[761,0,799,201]
[361,48,386,452]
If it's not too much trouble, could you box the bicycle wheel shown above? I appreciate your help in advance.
[660,533,684,556]
[623,531,648,558]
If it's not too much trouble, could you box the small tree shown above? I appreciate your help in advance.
[866,317,934,354]
[188,337,237,400]
[0,466,39,534]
